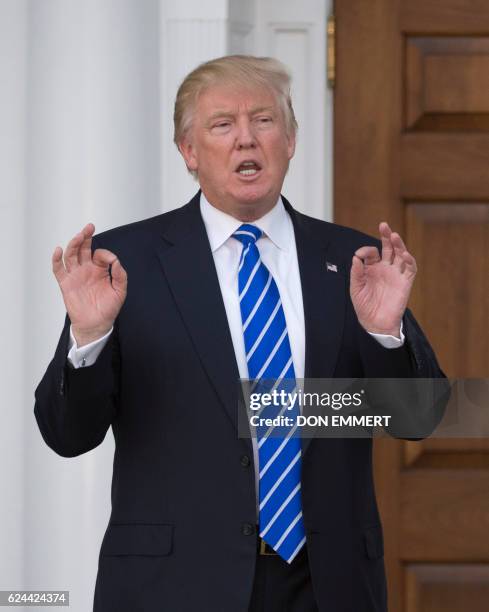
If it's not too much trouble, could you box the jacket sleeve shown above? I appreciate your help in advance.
[356,307,444,379]
[355,307,450,440]
[34,313,120,457]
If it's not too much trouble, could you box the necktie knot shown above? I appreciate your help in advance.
[233,224,262,247]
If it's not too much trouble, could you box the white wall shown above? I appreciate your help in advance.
[0,1,332,610]
[0,0,27,593]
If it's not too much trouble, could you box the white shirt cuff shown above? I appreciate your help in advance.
[367,320,405,349]
[67,326,113,368]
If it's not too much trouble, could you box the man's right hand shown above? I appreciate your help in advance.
[52,223,128,347]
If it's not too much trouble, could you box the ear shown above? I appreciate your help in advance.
[178,136,199,172]
[286,130,296,160]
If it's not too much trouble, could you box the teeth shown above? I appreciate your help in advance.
[239,168,258,176]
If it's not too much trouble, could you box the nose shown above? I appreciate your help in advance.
[235,118,257,150]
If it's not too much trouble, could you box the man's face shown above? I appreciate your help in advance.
[179,85,296,221]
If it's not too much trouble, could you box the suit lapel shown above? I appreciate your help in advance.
[155,193,252,454]
[284,198,347,454]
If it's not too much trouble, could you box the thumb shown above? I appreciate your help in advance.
[92,248,118,268]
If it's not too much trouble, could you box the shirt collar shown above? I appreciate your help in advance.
[199,191,291,253]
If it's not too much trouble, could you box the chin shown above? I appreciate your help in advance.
[232,195,277,222]
[234,185,271,205]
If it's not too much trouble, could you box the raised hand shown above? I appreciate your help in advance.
[52,224,128,347]
[350,222,417,337]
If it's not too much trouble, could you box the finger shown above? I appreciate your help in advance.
[63,231,84,271]
[391,231,407,252]
[379,222,394,264]
[391,232,407,268]
[111,258,128,297]
[354,246,381,265]
[401,250,417,276]
[92,248,119,269]
[79,223,95,264]
[52,246,67,283]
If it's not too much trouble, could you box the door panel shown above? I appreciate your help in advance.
[335,1,489,610]
[406,565,489,612]
[407,204,489,377]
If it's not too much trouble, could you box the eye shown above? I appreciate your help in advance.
[255,116,273,126]
[212,120,232,130]
[210,120,233,134]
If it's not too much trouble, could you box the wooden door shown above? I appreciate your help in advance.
[334,1,489,610]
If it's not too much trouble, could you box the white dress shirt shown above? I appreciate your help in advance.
[199,193,306,380]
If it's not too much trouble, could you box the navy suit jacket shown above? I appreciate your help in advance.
[35,191,445,611]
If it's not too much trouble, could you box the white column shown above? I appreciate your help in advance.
[24,1,160,610]
[0,0,27,591]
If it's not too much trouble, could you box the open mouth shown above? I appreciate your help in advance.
[235,160,262,177]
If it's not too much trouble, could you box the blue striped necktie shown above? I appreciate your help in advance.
[233,223,306,563]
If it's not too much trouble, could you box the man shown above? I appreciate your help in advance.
[35,55,445,611]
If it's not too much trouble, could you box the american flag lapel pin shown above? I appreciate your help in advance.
[326,262,338,273]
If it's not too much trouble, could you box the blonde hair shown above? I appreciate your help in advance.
[173,55,298,147]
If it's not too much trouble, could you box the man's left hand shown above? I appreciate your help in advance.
[350,222,417,338]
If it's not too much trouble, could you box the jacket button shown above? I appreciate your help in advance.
[240,455,250,467]
[242,523,255,536]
